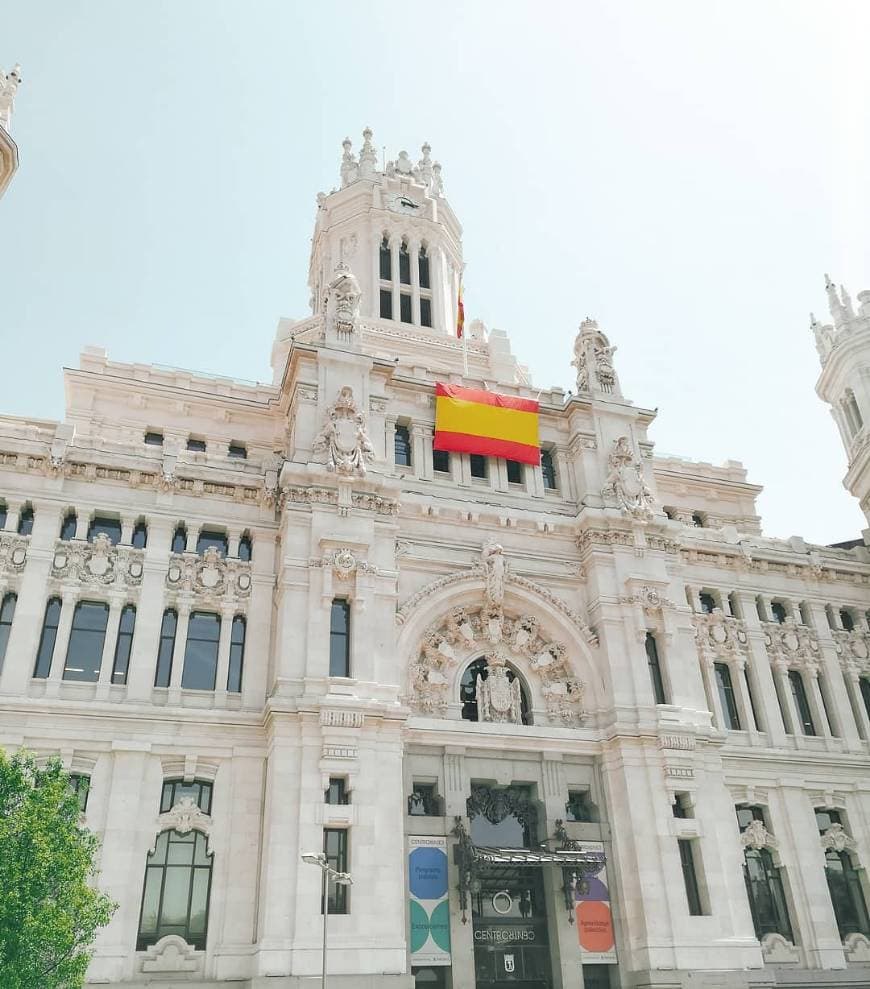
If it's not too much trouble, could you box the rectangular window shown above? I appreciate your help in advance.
[433,448,450,473]
[227,616,245,693]
[68,773,90,812]
[420,297,432,327]
[699,592,716,614]
[771,601,787,623]
[541,449,557,489]
[154,609,177,687]
[678,839,704,916]
[672,793,692,818]
[329,599,351,677]
[861,677,870,723]
[144,431,164,446]
[111,605,136,685]
[399,246,411,285]
[227,443,247,459]
[181,612,220,690]
[0,592,17,671]
[195,530,228,557]
[160,779,213,814]
[324,828,349,914]
[788,670,816,735]
[34,598,62,678]
[394,424,412,467]
[400,293,412,323]
[418,249,430,289]
[714,662,742,730]
[63,602,109,682]
[379,240,392,281]
[408,783,440,816]
[470,454,488,479]
[566,790,596,823]
[645,632,667,704]
[379,289,393,319]
[186,437,207,453]
[325,777,349,805]
[87,516,122,545]
[506,459,523,484]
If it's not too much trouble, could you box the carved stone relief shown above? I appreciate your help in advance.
[50,535,144,588]
[762,618,821,674]
[312,387,375,476]
[165,547,251,604]
[0,532,29,577]
[693,611,749,667]
[832,629,870,676]
[602,437,655,520]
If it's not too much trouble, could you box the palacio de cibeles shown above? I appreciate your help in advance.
[3,111,870,989]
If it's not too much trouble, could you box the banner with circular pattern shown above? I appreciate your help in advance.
[408,835,452,966]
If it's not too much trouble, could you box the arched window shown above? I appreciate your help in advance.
[399,239,411,285]
[63,601,109,682]
[112,605,136,685]
[418,244,430,289]
[788,670,816,735]
[0,592,17,669]
[33,597,62,678]
[816,809,870,939]
[17,505,34,536]
[132,521,148,549]
[196,530,228,557]
[171,524,187,554]
[59,510,77,541]
[137,829,213,950]
[379,235,392,281]
[181,612,220,690]
[844,390,863,436]
[736,806,793,941]
[459,657,531,725]
[227,616,246,693]
[714,662,741,730]
[645,631,668,704]
[154,609,178,688]
[238,532,252,562]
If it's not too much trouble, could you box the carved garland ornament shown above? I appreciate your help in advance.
[312,387,375,476]
[832,629,870,677]
[165,547,252,603]
[51,534,144,587]
[602,436,655,520]
[762,617,821,675]
[693,611,750,667]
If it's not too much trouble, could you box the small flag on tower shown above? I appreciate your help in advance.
[433,383,540,465]
[456,282,465,339]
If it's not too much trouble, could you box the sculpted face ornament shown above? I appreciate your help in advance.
[324,262,361,335]
[313,387,375,476]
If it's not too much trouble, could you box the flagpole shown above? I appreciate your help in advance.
[459,264,468,379]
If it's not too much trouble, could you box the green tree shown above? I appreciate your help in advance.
[0,750,116,989]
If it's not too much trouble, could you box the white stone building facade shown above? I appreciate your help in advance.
[2,130,870,989]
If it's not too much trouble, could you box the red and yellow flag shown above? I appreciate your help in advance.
[433,383,540,465]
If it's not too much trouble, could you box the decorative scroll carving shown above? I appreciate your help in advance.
[50,536,144,588]
[820,823,857,853]
[602,437,655,520]
[740,819,777,851]
[832,629,870,676]
[476,652,523,724]
[310,547,378,579]
[409,604,585,726]
[313,387,375,476]
[138,935,202,974]
[0,532,29,576]
[165,548,252,603]
[621,585,676,611]
[762,618,821,675]
[150,798,213,856]
[760,932,799,963]
[693,612,749,667]
[467,785,538,831]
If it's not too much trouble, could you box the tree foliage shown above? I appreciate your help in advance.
[0,751,116,989]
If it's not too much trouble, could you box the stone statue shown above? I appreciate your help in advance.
[313,387,375,476]
[0,64,21,132]
[593,343,616,393]
[571,330,589,392]
[339,137,358,188]
[603,436,655,520]
[324,261,361,335]
[481,541,506,607]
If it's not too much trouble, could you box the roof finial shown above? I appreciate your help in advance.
[417,142,433,187]
[358,126,378,178]
[840,284,855,318]
[0,63,21,133]
[340,136,358,188]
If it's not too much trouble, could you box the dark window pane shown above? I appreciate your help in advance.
[394,425,412,467]
[323,828,349,914]
[699,592,716,614]
[379,289,393,319]
[771,601,787,624]
[68,773,90,812]
[132,522,148,549]
[691,513,704,527]
[399,242,411,284]
[33,597,62,678]
[743,847,793,941]
[788,670,816,735]
[541,449,557,489]
[400,294,412,323]
[470,454,487,479]
[861,677,870,723]
[186,438,207,452]
[181,612,220,690]
[63,602,109,682]
[325,777,349,805]
[433,448,450,473]
[87,517,122,544]
[17,506,34,536]
[59,511,77,541]
[154,609,177,687]
[418,246,430,288]
[379,237,392,280]
[715,662,741,730]
[679,839,703,915]
[840,609,855,632]
[238,534,252,562]
[566,790,597,823]
[227,616,245,693]
[0,503,6,529]
[420,297,432,327]
[171,526,187,554]
[228,443,247,459]
[646,632,667,704]
[409,783,440,816]
[0,592,17,670]
[506,459,523,484]
[196,530,228,557]
[329,599,350,677]
[160,779,213,815]
[112,605,136,684]
[144,431,164,446]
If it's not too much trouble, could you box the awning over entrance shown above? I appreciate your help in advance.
[470,846,605,867]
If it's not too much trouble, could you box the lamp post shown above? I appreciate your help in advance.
[301,851,353,989]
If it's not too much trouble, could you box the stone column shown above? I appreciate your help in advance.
[120,517,134,546]
[74,511,88,541]
[772,662,798,735]
[3,501,19,532]
[411,424,428,480]
[809,600,863,750]
[167,602,191,699]
[700,656,726,731]
[44,589,79,693]
[731,657,756,734]
[125,518,173,703]
[227,529,241,559]
[734,591,788,746]
[409,237,421,325]
[390,238,400,322]
[385,414,398,471]
[806,667,832,739]
[213,604,234,704]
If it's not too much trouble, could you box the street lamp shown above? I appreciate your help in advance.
[301,851,353,989]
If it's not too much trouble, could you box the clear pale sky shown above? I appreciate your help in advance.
[2,1,869,544]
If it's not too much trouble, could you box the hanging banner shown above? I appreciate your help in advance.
[574,841,617,965]
[408,835,452,967]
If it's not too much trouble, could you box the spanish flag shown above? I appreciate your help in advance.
[433,383,540,465]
